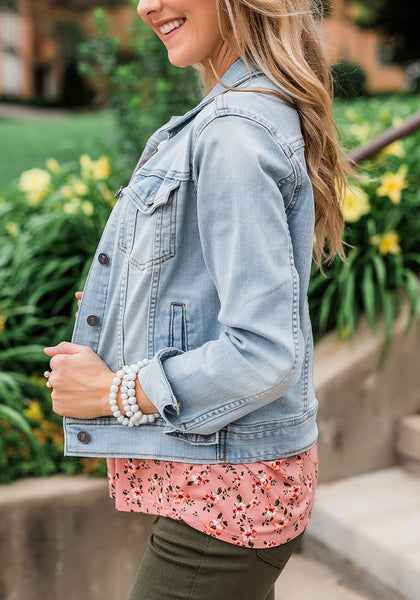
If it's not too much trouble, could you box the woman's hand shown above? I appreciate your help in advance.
[44,341,159,419]
[75,291,83,318]
[44,342,114,419]
[75,291,83,305]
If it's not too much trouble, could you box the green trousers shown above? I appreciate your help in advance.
[128,517,303,600]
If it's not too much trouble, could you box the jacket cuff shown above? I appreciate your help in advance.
[137,349,219,446]
[137,347,183,433]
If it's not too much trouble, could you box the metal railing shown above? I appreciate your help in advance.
[349,109,420,165]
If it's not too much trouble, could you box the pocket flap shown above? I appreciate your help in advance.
[123,175,181,214]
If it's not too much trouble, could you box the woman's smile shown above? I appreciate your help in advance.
[137,0,236,71]
[157,17,186,38]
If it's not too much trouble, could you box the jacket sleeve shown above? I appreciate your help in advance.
[137,113,306,437]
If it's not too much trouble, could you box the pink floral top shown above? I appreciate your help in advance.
[107,446,317,549]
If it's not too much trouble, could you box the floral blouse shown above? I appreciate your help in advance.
[107,446,317,549]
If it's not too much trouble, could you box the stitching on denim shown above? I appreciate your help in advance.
[148,263,161,357]
[118,260,128,366]
[193,105,302,160]
[118,191,178,271]
[169,302,187,351]
[302,330,310,410]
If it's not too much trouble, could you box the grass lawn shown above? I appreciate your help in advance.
[0,109,116,191]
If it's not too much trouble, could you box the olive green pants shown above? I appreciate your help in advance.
[128,517,303,600]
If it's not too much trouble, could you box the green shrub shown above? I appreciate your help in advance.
[310,96,420,354]
[78,7,200,159]
[0,155,119,482]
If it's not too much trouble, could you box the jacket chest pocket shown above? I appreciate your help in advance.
[119,175,180,271]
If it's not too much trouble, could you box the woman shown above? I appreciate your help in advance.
[44,1,347,598]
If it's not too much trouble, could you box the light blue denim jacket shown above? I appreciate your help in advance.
[65,58,318,463]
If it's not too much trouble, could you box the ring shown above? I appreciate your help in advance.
[46,381,52,388]
[44,370,51,378]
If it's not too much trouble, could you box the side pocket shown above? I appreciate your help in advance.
[255,531,304,570]
[169,302,188,351]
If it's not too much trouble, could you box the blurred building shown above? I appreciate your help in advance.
[0,0,132,104]
[324,0,406,92]
[0,0,407,104]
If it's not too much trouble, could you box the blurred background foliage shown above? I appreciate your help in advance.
[0,3,419,483]
[77,8,200,157]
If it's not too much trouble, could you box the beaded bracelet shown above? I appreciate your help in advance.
[108,359,159,427]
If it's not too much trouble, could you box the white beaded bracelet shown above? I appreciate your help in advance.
[108,359,159,427]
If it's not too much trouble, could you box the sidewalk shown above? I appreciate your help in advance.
[277,552,368,600]
[0,102,74,120]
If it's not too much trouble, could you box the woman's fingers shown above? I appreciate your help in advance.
[75,291,83,307]
[44,342,91,357]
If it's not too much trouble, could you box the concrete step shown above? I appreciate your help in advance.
[302,467,420,600]
[277,552,369,599]
[396,415,420,474]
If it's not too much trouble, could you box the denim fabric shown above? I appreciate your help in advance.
[65,58,318,462]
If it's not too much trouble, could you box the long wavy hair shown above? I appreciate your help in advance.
[207,0,348,265]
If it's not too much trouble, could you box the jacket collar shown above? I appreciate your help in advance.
[161,58,264,136]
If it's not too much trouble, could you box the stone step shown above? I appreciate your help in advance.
[301,467,420,600]
[277,552,369,599]
[396,415,420,474]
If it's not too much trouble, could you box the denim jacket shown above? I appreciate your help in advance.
[65,58,318,463]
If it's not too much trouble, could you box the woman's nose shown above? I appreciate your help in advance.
[137,0,163,17]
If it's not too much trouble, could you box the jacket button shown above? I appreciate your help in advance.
[87,315,100,327]
[98,252,109,265]
[77,431,90,444]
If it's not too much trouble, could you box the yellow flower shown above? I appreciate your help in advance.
[80,154,94,179]
[349,123,372,144]
[68,176,89,197]
[380,140,405,159]
[370,231,402,256]
[0,314,6,331]
[376,165,408,205]
[73,181,89,196]
[61,185,74,199]
[45,157,61,174]
[344,108,358,122]
[80,154,111,181]
[379,109,391,124]
[63,200,80,215]
[92,156,111,181]
[23,401,44,423]
[82,201,94,216]
[342,185,370,223]
[6,221,18,238]
[18,168,51,206]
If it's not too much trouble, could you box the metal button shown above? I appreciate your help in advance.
[98,252,109,265]
[87,315,100,327]
[114,186,124,199]
[77,431,90,444]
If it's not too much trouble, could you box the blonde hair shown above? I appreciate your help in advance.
[211,0,348,265]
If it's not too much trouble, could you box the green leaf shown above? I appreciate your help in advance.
[361,264,377,329]
[0,405,49,466]
[381,291,395,361]
[318,280,338,335]
[403,271,420,331]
